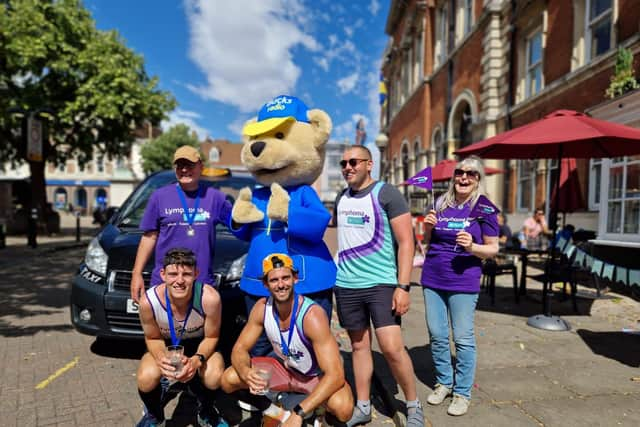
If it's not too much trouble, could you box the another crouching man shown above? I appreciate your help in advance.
[136,248,227,427]
[221,253,353,426]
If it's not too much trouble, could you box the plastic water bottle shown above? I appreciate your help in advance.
[518,231,527,249]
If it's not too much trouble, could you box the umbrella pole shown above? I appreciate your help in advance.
[527,149,571,332]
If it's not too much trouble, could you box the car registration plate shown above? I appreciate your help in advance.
[126,299,139,314]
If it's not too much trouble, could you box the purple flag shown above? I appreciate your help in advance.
[468,195,500,233]
[405,167,433,190]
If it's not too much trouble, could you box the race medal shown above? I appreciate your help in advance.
[187,226,195,237]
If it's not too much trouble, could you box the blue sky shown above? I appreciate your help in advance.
[84,0,390,145]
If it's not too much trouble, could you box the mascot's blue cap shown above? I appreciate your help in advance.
[243,95,310,137]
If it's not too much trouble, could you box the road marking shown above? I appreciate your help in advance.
[35,357,79,390]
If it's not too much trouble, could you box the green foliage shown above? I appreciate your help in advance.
[140,124,200,174]
[606,47,639,99]
[0,0,177,166]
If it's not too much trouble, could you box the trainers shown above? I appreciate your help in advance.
[447,394,470,416]
[136,412,165,427]
[346,406,372,427]
[197,408,229,427]
[406,402,424,427]
[426,384,451,405]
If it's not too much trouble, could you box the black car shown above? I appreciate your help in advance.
[70,169,253,355]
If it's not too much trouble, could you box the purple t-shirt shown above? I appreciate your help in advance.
[140,183,232,286]
[420,200,498,293]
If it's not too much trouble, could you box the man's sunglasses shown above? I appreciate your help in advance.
[454,168,480,179]
[175,160,198,169]
[340,158,369,168]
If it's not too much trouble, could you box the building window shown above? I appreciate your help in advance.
[58,162,65,172]
[526,28,543,98]
[403,48,412,97]
[463,0,473,35]
[604,156,640,236]
[97,155,104,173]
[588,158,602,210]
[458,105,473,148]
[517,160,536,211]
[209,147,220,163]
[116,157,126,170]
[434,4,448,67]
[413,32,423,88]
[433,129,447,162]
[586,0,612,61]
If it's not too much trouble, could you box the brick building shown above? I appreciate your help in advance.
[380,0,640,244]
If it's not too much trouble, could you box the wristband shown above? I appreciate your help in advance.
[397,284,411,292]
[294,404,310,419]
[194,353,206,364]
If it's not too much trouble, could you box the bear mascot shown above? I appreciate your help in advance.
[231,95,336,332]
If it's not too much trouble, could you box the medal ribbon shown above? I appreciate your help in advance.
[176,183,202,229]
[272,294,299,357]
[165,285,194,346]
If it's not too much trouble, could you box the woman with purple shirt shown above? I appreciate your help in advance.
[420,156,499,416]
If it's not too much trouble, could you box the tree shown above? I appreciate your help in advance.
[0,0,176,239]
[140,124,200,174]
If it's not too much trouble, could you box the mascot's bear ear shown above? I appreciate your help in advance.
[307,109,332,148]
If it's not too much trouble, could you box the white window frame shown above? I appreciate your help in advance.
[413,31,423,88]
[463,0,473,36]
[585,0,613,62]
[525,27,543,99]
[588,158,602,210]
[434,4,448,67]
[517,159,536,212]
[209,147,220,163]
[598,156,640,242]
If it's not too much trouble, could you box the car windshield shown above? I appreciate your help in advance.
[115,171,257,229]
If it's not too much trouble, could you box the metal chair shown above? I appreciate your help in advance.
[482,254,519,305]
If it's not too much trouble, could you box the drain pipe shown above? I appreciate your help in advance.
[503,0,517,212]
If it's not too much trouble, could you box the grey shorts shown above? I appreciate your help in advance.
[335,285,401,331]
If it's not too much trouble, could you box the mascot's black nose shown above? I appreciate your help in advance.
[250,141,266,157]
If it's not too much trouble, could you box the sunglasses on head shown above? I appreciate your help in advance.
[340,158,369,168]
[454,168,480,179]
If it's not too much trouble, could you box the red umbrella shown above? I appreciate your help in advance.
[431,158,505,182]
[550,158,584,213]
[454,109,640,159]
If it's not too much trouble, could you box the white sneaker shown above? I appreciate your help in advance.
[447,394,470,416]
[426,384,451,405]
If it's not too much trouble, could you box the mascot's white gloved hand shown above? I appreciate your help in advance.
[232,187,264,224]
[266,183,290,223]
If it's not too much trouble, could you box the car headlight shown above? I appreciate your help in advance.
[226,253,247,282]
[85,237,108,276]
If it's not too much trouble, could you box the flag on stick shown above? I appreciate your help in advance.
[404,166,433,190]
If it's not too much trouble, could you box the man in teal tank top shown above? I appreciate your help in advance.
[333,146,424,427]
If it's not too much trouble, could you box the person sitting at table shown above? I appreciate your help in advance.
[497,213,513,249]
[522,208,550,250]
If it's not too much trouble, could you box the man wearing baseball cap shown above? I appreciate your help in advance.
[221,253,353,426]
[130,145,235,302]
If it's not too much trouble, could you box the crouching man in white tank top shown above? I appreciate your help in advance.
[221,253,353,426]
[136,248,227,427]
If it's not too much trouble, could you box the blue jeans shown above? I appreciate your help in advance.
[423,287,479,399]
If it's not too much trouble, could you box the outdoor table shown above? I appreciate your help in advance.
[504,247,549,295]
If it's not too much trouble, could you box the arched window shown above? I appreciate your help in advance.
[209,147,220,163]
[433,128,447,162]
[459,104,473,148]
[54,188,67,210]
[95,188,108,207]
[75,188,87,210]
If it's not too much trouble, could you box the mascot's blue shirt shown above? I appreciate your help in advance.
[234,184,337,296]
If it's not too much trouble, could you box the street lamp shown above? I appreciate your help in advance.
[375,133,389,181]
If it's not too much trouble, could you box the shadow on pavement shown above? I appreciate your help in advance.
[475,285,596,318]
[90,337,147,360]
[576,329,640,368]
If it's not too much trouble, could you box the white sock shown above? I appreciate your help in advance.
[356,400,371,415]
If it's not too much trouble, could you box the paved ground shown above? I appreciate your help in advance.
[0,224,639,426]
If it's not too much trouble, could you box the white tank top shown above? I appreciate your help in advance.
[263,295,320,376]
[146,283,206,341]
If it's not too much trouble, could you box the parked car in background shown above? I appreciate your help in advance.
[70,168,254,359]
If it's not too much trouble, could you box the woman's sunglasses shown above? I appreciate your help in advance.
[454,168,480,179]
[340,158,369,168]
